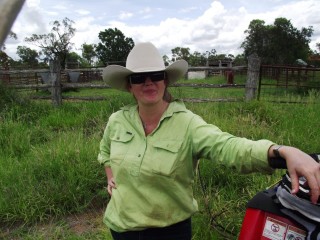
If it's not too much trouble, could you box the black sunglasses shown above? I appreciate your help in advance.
[128,71,166,85]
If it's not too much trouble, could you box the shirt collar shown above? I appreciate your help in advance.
[163,99,187,118]
[121,99,187,118]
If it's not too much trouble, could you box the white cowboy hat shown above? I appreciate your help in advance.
[102,42,188,91]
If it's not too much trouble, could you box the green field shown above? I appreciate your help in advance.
[1,76,320,239]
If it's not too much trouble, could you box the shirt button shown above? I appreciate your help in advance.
[138,154,141,157]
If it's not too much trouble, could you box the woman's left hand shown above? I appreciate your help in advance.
[280,146,320,204]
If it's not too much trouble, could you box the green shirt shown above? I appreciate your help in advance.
[98,100,274,232]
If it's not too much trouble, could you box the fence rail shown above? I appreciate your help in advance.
[258,65,320,100]
[2,56,320,105]
[0,66,246,84]
[1,61,251,106]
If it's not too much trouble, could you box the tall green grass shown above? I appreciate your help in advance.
[1,80,320,239]
[187,96,320,239]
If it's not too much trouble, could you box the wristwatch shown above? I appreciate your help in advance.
[273,145,283,158]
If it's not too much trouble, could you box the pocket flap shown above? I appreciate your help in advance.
[110,130,134,143]
[153,140,182,153]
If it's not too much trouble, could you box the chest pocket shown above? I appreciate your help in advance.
[110,130,134,165]
[151,140,183,177]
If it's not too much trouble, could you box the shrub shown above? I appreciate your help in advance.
[0,83,29,114]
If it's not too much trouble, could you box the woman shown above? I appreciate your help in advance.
[98,42,320,240]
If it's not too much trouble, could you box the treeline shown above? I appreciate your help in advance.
[1,17,320,70]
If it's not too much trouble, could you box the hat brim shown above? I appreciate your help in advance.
[102,60,188,92]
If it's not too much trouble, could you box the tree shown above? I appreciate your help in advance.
[0,31,16,70]
[95,28,134,65]
[188,51,206,66]
[206,49,217,62]
[270,18,312,64]
[1,31,17,51]
[162,55,170,66]
[317,43,320,53]
[16,46,39,67]
[0,51,11,70]
[25,17,76,69]
[233,54,246,66]
[65,51,82,68]
[241,18,313,64]
[240,19,269,60]
[171,47,190,62]
[81,43,97,66]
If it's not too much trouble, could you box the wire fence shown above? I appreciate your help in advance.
[258,65,320,102]
[1,63,320,105]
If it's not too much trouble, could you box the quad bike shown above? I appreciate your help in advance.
[239,153,320,240]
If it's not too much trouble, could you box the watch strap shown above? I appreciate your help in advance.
[273,145,283,158]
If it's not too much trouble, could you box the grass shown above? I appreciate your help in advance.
[0,78,320,239]
[27,75,247,101]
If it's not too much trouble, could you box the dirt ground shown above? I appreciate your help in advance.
[65,208,105,235]
[0,207,106,239]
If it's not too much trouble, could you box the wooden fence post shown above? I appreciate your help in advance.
[245,53,261,101]
[50,60,62,106]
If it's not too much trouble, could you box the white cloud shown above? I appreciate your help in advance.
[26,0,40,8]
[74,17,95,32]
[51,5,67,11]
[3,0,320,60]
[139,7,152,14]
[138,7,153,20]
[179,7,198,14]
[75,9,91,16]
[119,11,133,20]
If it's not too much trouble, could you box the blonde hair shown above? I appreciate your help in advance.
[163,87,173,102]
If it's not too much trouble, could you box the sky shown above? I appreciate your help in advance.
[3,0,320,60]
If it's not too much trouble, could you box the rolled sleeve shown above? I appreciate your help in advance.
[97,124,111,167]
[249,139,275,173]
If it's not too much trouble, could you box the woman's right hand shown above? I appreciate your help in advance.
[107,177,116,196]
